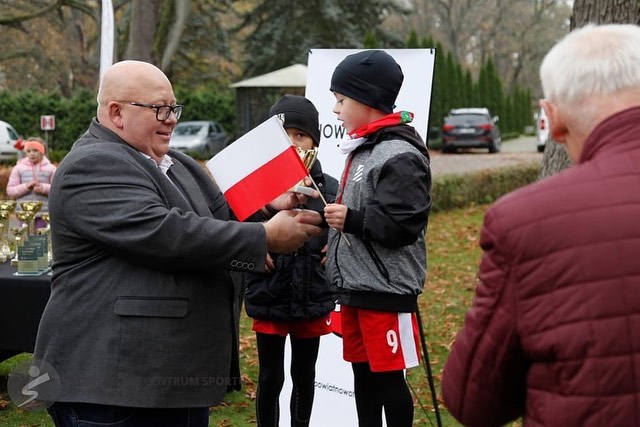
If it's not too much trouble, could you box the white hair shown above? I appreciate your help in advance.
[540,24,640,105]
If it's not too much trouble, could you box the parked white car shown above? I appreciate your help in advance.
[0,120,20,160]
[536,108,550,153]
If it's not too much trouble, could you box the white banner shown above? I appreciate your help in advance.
[305,48,436,179]
[278,49,436,426]
[100,0,115,80]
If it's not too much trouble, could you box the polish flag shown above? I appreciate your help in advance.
[206,116,309,221]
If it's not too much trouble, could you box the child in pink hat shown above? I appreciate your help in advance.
[6,136,57,219]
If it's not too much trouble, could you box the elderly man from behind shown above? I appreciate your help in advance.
[33,60,323,427]
[442,24,640,427]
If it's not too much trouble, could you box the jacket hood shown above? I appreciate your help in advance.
[17,155,53,168]
[365,124,430,161]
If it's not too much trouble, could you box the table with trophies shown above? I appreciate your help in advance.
[0,200,53,363]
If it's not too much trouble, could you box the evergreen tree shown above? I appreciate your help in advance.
[238,0,408,77]
[407,29,419,48]
[364,30,379,48]
[428,40,447,132]
[477,61,490,110]
[462,70,474,107]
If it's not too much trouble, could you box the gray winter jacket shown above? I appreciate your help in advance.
[326,125,431,312]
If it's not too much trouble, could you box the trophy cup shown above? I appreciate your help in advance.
[293,146,319,195]
[0,200,17,213]
[38,212,52,265]
[0,210,11,262]
[15,210,34,236]
[10,225,28,266]
[297,146,318,170]
[0,200,17,255]
[19,201,43,235]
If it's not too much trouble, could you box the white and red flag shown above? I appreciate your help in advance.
[206,116,308,221]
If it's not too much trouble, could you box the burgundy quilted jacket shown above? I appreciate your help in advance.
[442,106,640,427]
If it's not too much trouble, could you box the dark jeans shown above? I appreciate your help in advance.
[47,402,209,427]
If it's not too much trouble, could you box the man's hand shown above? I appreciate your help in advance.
[263,209,323,253]
[324,203,348,232]
[268,186,319,212]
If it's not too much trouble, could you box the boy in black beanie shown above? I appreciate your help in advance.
[324,50,432,427]
[245,94,338,427]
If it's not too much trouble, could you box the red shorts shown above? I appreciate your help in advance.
[341,305,420,372]
[252,315,333,339]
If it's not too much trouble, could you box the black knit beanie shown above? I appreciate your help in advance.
[330,50,404,114]
[269,95,321,146]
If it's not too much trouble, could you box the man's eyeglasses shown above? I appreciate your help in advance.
[127,102,184,121]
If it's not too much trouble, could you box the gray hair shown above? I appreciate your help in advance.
[540,24,640,105]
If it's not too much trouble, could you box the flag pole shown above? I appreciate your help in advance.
[99,0,115,80]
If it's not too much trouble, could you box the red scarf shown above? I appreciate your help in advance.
[336,111,414,203]
[348,111,414,139]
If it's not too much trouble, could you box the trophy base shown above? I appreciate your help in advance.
[292,185,316,196]
[13,267,52,276]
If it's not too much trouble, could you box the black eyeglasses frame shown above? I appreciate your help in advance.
[127,102,184,121]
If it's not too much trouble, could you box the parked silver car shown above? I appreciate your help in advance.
[170,120,229,157]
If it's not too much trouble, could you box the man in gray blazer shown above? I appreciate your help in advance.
[33,60,322,427]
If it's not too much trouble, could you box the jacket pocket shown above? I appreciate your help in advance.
[208,193,230,219]
[114,296,188,318]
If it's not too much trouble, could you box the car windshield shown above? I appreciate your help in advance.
[447,114,488,125]
[174,124,205,136]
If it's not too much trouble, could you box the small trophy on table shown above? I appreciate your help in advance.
[38,212,52,264]
[20,200,43,235]
[0,200,17,260]
[0,210,11,262]
[10,226,27,267]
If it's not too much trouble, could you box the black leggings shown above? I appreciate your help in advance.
[255,333,321,427]
[352,362,413,427]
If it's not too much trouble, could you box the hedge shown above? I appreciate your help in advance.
[431,163,540,212]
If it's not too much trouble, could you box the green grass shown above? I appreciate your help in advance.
[1,205,518,426]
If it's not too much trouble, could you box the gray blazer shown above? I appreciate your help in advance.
[34,119,266,408]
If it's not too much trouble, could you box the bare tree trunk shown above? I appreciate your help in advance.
[539,140,571,178]
[571,0,640,28]
[124,0,160,63]
[160,0,191,71]
[540,0,640,179]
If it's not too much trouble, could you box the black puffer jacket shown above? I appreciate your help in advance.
[244,160,338,321]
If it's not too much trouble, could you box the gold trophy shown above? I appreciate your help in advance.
[19,201,43,235]
[0,200,17,257]
[0,200,17,213]
[293,146,318,196]
[0,210,11,262]
[297,146,318,171]
[15,210,35,236]
[10,225,28,266]
[38,212,52,264]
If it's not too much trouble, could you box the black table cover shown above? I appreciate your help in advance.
[0,261,50,362]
